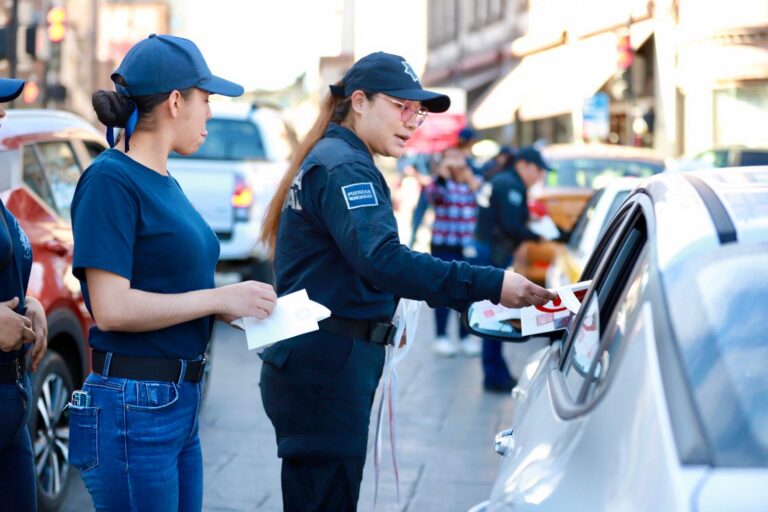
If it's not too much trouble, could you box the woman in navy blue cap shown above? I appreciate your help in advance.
[0,77,49,512]
[67,34,276,510]
[259,51,555,511]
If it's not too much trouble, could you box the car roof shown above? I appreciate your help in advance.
[0,109,102,150]
[644,166,768,271]
[209,101,284,122]
[543,143,666,164]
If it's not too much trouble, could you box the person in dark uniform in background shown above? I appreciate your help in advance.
[68,35,276,510]
[0,78,49,512]
[474,146,552,392]
[259,52,556,512]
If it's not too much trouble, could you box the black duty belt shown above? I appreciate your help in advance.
[0,355,24,383]
[318,316,396,346]
[91,350,206,383]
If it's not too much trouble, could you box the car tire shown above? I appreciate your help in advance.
[28,351,74,512]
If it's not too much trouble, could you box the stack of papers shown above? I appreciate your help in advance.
[231,289,330,350]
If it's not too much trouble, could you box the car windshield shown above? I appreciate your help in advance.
[170,118,266,161]
[664,243,768,467]
[547,157,663,188]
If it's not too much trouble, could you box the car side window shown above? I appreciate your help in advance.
[560,209,648,402]
[35,141,82,220]
[22,145,57,210]
[83,141,106,162]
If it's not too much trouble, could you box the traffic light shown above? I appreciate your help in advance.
[617,32,633,70]
[47,7,66,43]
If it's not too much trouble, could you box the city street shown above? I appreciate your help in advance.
[61,306,547,511]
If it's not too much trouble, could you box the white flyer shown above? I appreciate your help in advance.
[520,280,591,336]
[528,215,561,241]
[230,289,331,350]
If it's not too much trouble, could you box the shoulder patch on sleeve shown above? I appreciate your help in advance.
[508,189,523,206]
[342,182,379,209]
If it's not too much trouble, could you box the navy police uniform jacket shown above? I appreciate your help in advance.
[260,124,504,462]
[475,167,540,259]
[274,123,504,319]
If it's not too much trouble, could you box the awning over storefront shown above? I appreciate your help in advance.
[471,21,655,128]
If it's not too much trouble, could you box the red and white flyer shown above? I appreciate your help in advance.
[520,280,592,336]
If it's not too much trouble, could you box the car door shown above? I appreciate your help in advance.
[488,195,677,511]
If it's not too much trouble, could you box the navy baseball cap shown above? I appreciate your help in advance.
[516,146,552,172]
[112,34,243,97]
[330,52,450,113]
[0,78,25,102]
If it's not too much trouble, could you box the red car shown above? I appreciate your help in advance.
[0,109,107,511]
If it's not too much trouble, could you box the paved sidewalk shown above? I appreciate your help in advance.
[62,306,546,511]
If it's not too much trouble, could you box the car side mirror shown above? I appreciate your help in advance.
[461,304,532,342]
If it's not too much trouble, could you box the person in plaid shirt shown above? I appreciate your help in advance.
[426,146,483,356]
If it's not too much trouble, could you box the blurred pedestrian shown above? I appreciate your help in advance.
[259,51,555,511]
[479,145,515,180]
[396,150,433,247]
[426,146,482,357]
[474,146,552,392]
[68,34,276,511]
[0,77,48,512]
[457,126,481,175]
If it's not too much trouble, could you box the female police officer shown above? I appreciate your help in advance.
[0,77,49,511]
[68,35,276,510]
[259,52,555,511]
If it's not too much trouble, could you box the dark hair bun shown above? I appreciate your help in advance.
[91,90,134,127]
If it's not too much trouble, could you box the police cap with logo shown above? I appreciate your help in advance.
[330,52,450,113]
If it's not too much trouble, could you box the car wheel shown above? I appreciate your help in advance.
[28,351,74,511]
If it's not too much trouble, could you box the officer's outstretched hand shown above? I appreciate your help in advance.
[499,271,557,309]
[217,281,277,321]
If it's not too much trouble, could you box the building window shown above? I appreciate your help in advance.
[429,0,460,47]
[468,0,506,31]
[714,82,768,147]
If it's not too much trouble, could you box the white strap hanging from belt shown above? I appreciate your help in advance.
[372,299,422,509]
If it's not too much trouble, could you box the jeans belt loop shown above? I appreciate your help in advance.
[176,359,188,387]
[101,352,113,380]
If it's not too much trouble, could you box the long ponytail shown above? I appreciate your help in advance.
[260,83,365,256]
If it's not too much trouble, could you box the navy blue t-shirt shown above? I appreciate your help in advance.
[0,200,33,363]
[275,124,503,320]
[71,149,220,360]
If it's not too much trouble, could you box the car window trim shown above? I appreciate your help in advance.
[23,143,56,209]
[548,196,649,418]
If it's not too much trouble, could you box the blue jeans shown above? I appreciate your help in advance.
[0,373,36,512]
[69,354,203,511]
[431,245,469,338]
[472,241,515,387]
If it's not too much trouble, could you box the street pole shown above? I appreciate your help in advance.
[8,0,19,107]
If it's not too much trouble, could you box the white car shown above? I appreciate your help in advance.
[168,102,295,280]
[467,167,768,511]
[545,177,641,289]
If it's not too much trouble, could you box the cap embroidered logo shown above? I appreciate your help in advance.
[402,61,419,83]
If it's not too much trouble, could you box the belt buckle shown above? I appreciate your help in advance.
[371,322,396,346]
